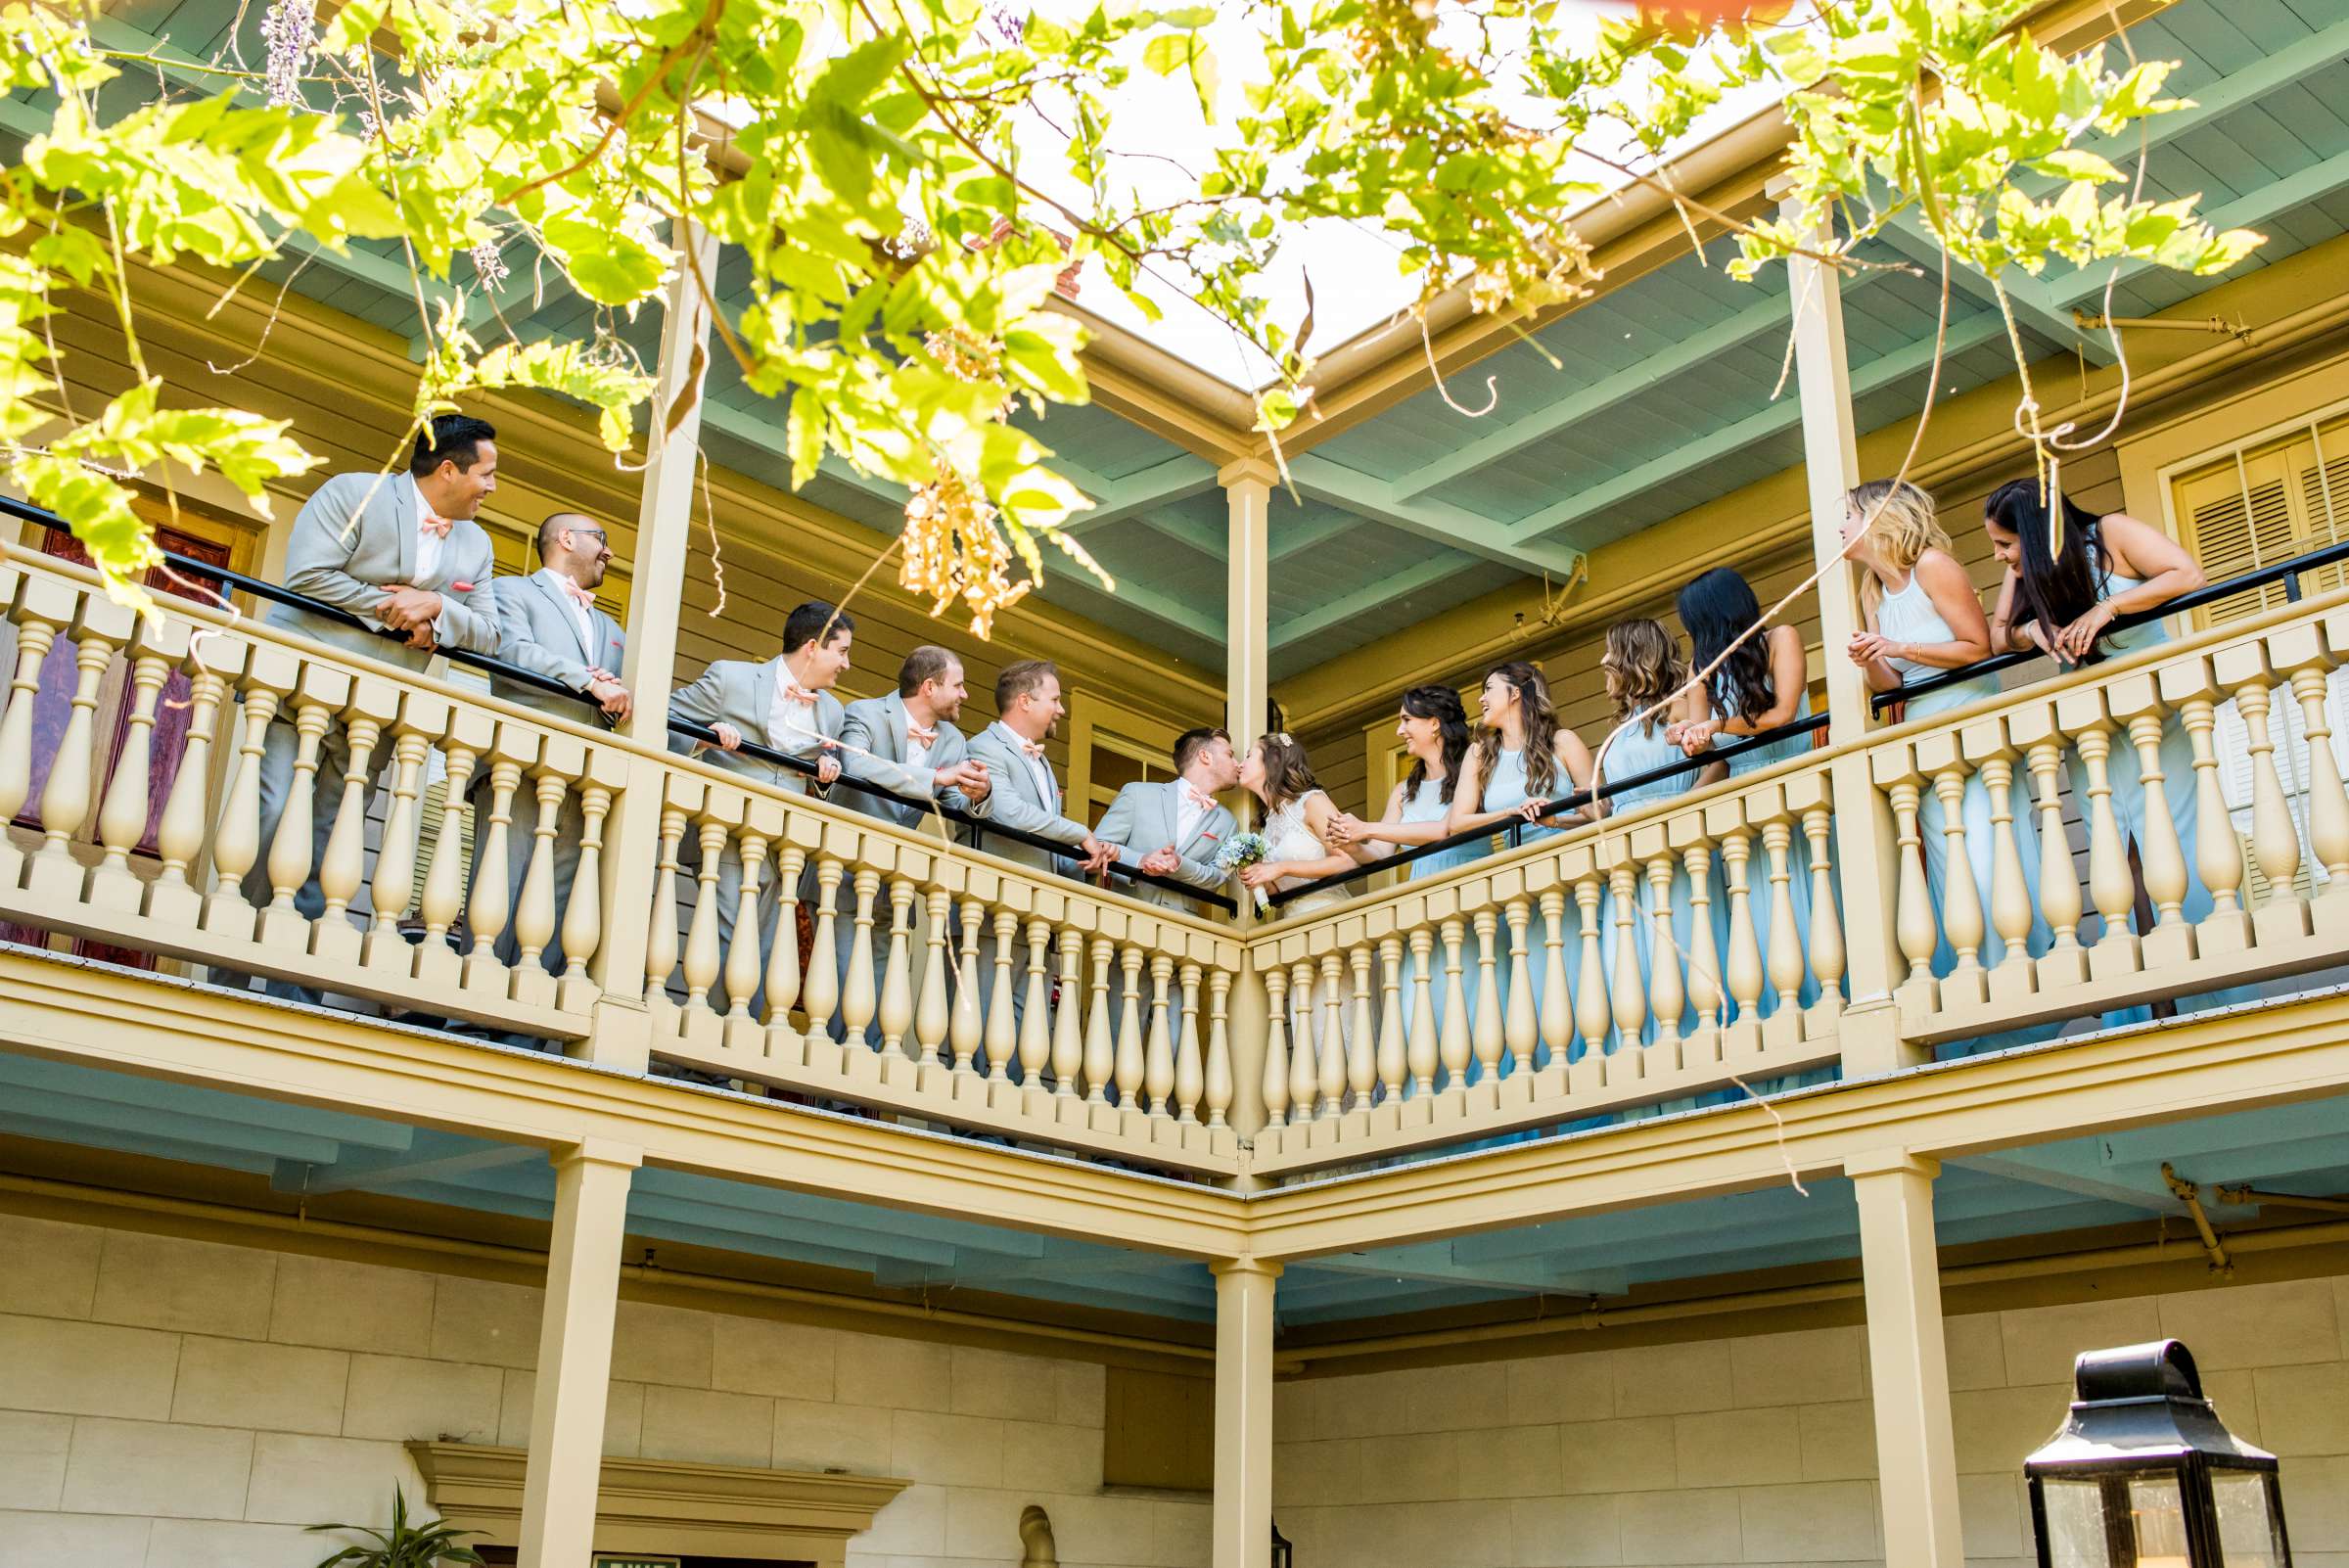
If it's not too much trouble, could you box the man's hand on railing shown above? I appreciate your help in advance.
[934,760,988,799]
[586,673,632,721]
[1079,837,1117,876]
[710,721,745,752]
[1138,846,1180,877]
[813,744,842,787]
[378,585,443,649]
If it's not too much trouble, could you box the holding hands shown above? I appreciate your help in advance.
[1668,716,1720,758]
[1324,810,1373,848]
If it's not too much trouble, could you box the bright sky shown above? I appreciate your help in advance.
[1010,1,1790,391]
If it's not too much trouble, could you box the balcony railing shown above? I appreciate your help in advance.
[11,488,2349,1183]
[0,528,1241,1176]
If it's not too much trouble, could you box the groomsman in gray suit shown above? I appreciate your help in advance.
[836,645,993,828]
[1092,726,1241,911]
[474,512,629,974]
[834,645,995,1041]
[236,414,505,998]
[961,660,1112,1045]
[666,602,852,1014]
[962,659,1110,879]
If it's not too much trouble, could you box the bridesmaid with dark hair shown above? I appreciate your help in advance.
[1672,566,1823,1015]
[1984,478,2228,1021]
[1329,685,1484,879]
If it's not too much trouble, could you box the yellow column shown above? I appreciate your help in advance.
[1782,188,1915,1074]
[1211,1258,1280,1568]
[1849,1149,1963,1568]
[518,1137,640,1568]
[1221,457,1276,1137]
[585,219,719,1071]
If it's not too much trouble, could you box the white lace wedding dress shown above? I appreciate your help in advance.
[1265,791,1351,1110]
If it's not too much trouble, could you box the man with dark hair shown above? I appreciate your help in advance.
[227,413,506,1000]
[468,511,629,978]
[833,645,995,1041]
[1091,725,1240,911]
[666,602,852,1014]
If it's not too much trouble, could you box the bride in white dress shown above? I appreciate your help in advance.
[1237,733,1377,1111]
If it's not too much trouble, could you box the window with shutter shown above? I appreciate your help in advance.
[2171,409,2349,901]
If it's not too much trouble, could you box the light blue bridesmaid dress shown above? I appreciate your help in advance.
[1711,688,1822,1017]
[1878,569,2053,981]
[1394,773,1491,1077]
[1591,717,1706,1058]
[1471,746,1569,1082]
[2062,536,2250,1024]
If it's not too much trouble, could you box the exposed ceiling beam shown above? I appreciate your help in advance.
[1873,213,2112,365]
[1059,453,1220,535]
[1268,511,1354,565]
[1301,1247,1628,1298]
[1287,454,1589,578]
[693,398,1223,641]
[1952,1152,2181,1212]
[272,1142,542,1195]
[1507,305,2011,544]
[1396,278,1825,500]
[2048,144,2349,309]
[1270,554,1469,653]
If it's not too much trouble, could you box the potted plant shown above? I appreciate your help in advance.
[308,1488,484,1567]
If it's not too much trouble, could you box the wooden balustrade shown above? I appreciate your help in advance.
[1245,761,1849,1175]
[640,764,1241,1173]
[0,559,624,1036]
[1868,604,2349,1045]
[19,530,2349,1186]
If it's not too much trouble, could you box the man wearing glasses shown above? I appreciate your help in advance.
[476,511,631,977]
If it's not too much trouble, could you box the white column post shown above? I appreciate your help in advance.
[517,1136,641,1568]
[1782,188,1916,1074]
[1211,1258,1281,1568]
[584,218,719,1070]
[1221,457,1276,1138]
[1849,1149,1963,1568]
[1221,457,1275,759]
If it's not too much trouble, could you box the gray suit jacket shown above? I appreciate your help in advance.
[962,723,1088,876]
[667,657,845,796]
[836,693,990,829]
[1094,780,1237,909]
[271,471,500,669]
[490,571,624,715]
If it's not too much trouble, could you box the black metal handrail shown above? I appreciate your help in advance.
[0,494,1235,912]
[1268,532,2349,908]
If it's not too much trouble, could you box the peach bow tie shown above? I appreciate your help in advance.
[420,513,453,540]
[557,576,594,607]
[906,722,938,745]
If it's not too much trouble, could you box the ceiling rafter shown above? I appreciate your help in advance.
[1395,277,1828,500]
[1287,453,1589,578]
[1270,554,1471,653]
[1505,306,2012,545]
[1872,213,2111,365]
[2049,144,2349,309]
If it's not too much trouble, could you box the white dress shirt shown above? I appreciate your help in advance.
[765,659,821,756]
[412,480,447,583]
[534,567,596,657]
[990,720,1056,805]
[903,729,934,774]
[1174,779,1214,848]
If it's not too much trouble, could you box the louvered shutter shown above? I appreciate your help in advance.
[2178,415,2349,903]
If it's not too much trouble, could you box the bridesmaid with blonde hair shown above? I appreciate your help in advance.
[1842,478,2050,980]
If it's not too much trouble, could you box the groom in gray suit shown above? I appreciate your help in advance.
[1092,726,1241,911]
[237,414,505,996]
[833,645,995,1041]
[666,602,852,1015]
[473,512,629,974]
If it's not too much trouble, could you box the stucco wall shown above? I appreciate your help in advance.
[0,1212,1206,1568]
[1271,1277,2349,1568]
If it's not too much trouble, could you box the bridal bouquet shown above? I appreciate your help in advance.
[1214,831,1274,911]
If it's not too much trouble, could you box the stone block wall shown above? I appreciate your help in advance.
[1271,1277,2349,1568]
[0,1212,1205,1568]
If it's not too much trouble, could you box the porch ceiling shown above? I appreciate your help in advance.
[8,1043,2347,1333]
[10,0,2348,681]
